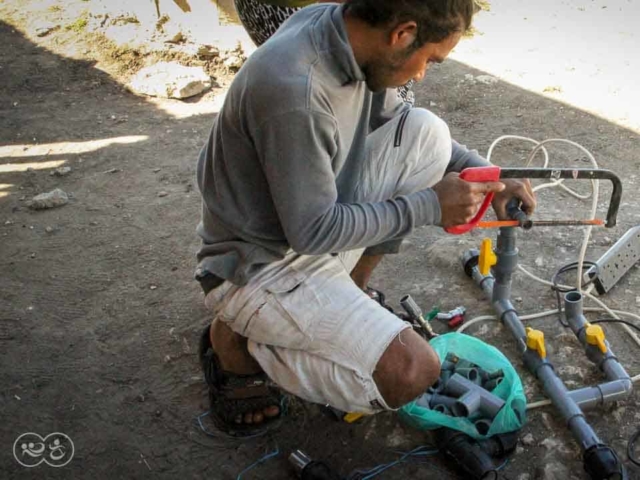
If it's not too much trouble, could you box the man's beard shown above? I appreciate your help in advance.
[362,49,412,93]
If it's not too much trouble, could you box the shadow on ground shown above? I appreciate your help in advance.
[1,20,640,480]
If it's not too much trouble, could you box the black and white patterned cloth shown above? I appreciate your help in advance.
[233,0,415,105]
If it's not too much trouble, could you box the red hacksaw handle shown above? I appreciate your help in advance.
[444,166,502,235]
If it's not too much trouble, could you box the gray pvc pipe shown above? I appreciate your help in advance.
[535,361,602,450]
[563,291,632,407]
[569,379,633,410]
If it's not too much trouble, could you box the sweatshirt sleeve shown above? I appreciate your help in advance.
[254,109,441,255]
[448,139,492,172]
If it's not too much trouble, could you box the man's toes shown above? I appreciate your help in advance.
[243,412,254,424]
[252,411,264,424]
[264,405,280,418]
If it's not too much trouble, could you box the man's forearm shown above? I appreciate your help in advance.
[447,139,492,173]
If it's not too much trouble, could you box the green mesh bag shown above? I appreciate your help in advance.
[399,333,527,439]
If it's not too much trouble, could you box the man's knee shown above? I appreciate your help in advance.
[412,107,451,157]
[373,329,441,409]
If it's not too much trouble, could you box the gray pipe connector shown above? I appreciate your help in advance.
[483,377,504,391]
[430,393,459,410]
[446,373,506,419]
[433,404,452,415]
[415,393,432,409]
[452,389,482,417]
[475,419,492,436]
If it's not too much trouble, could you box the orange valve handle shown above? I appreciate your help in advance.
[444,166,502,235]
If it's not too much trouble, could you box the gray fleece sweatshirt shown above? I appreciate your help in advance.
[195,4,489,286]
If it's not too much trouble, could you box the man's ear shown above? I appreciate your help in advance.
[389,21,418,49]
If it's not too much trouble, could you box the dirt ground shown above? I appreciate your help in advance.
[2,1,640,479]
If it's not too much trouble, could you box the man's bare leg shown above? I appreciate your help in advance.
[209,252,438,420]
[351,253,441,407]
[209,319,280,424]
[350,253,383,290]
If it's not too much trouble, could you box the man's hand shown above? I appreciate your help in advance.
[492,179,536,220]
[432,172,505,228]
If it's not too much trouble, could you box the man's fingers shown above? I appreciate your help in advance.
[494,201,507,220]
[518,183,537,215]
[467,181,505,195]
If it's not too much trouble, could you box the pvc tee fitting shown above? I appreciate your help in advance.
[446,373,506,419]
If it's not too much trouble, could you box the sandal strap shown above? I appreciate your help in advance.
[199,326,283,437]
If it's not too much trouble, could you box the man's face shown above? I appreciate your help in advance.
[363,32,462,92]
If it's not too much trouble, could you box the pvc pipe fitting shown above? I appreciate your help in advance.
[453,390,482,417]
[475,419,492,436]
[446,373,506,419]
[430,394,458,410]
[415,393,432,409]
[456,367,482,385]
[483,377,504,391]
[441,360,456,371]
[433,404,452,415]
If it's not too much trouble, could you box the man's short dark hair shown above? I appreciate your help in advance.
[344,0,477,47]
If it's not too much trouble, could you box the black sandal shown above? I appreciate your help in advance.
[199,326,283,438]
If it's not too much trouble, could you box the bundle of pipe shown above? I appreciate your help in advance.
[416,353,507,435]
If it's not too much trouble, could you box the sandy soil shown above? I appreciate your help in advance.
[1,1,640,479]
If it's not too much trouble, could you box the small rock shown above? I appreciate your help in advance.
[30,253,36,259]
[104,168,122,174]
[153,168,161,173]
[223,55,244,69]
[89,221,98,226]
[557,365,587,377]
[50,166,72,177]
[517,474,531,480]
[539,437,574,457]
[514,296,523,303]
[45,226,54,233]
[515,445,525,456]
[535,462,570,480]
[4,220,13,225]
[158,191,168,197]
[27,189,69,210]
[535,256,544,267]
[558,346,575,358]
[385,425,410,448]
[128,61,212,99]
[539,412,555,431]
[150,285,158,290]
[521,433,535,446]
[35,22,57,37]
[197,44,219,58]
[475,75,499,85]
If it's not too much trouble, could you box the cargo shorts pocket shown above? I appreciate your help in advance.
[240,270,327,350]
